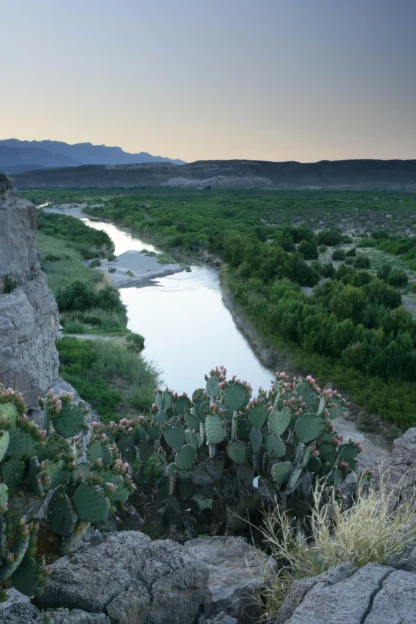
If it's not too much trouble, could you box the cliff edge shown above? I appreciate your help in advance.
[0,173,59,406]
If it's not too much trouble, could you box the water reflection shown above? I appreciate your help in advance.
[84,218,274,395]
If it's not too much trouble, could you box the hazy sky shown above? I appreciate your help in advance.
[1,0,415,162]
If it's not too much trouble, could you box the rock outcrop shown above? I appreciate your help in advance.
[37,531,209,624]
[185,536,276,623]
[386,427,416,504]
[275,562,416,624]
[0,174,59,407]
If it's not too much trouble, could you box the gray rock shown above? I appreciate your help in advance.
[275,563,416,624]
[184,536,277,623]
[275,562,357,624]
[366,569,416,624]
[0,186,59,407]
[0,603,110,624]
[38,530,209,624]
[46,608,110,623]
[386,427,416,504]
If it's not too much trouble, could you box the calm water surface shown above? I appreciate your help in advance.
[83,217,274,395]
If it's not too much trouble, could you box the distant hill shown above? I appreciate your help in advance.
[9,159,416,190]
[0,139,185,173]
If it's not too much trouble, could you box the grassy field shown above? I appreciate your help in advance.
[25,188,416,428]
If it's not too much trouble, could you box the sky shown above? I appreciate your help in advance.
[1,0,415,162]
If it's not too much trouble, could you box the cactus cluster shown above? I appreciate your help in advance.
[0,385,134,599]
[93,367,361,536]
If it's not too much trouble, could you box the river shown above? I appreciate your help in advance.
[81,217,274,395]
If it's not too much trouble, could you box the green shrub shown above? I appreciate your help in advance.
[345,247,356,257]
[332,248,346,261]
[354,255,371,269]
[126,332,145,352]
[298,240,318,260]
[89,259,101,268]
[56,281,96,311]
[387,269,408,288]
[317,229,343,246]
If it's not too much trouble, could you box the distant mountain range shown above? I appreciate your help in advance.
[0,139,185,172]
[9,158,416,190]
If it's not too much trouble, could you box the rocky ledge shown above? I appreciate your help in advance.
[275,557,416,624]
[0,181,59,407]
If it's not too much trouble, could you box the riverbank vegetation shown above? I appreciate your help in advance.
[37,211,127,334]
[57,337,158,422]
[35,210,158,420]
[24,188,416,427]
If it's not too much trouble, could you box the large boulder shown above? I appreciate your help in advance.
[0,176,59,407]
[185,536,277,623]
[37,531,209,624]
[275,562,416,624]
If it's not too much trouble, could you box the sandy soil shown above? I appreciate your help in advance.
[100,251,182,288]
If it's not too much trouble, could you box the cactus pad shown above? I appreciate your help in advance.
[327,397,344,419]
[0,403,18,426]
[185,430,199,450]
[7,426,36,457]
[294,414,323,443]
[271,461,292,487]
[73,484,110,523]
[48,488,77,537]
[53,403,86,438]
[185,412,199,430]
[37,434,71,461]
[250,427,262,453]
[226,441,246,465]
[175,444,196,470]
[248,405,268,429]
[44,459,72,490]
[155,390,172,411]
[223,384,249,412]
[206,377,220,398]
[0,430,10,462]
[268,407,291,437]
[295,381,318,411]
[288,467,302,489]
[205,415,226,445]
[267,435,286,458]
[307,456,321,473]
[174,395,191,416]
[87,440,113,466]
[11,554,41,597]
[163,425,186,450]
[0,483,8,508]
[1,458,25,488]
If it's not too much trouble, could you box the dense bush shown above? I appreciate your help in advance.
[317,229,343,246]
[332,248,346,261]
[354,255,371,269]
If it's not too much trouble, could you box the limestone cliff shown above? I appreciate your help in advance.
[0,174,59,407]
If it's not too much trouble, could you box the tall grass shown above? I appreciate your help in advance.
[258,477,416,622]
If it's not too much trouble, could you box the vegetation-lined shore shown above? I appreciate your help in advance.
[25,188,416,428]
[36,208,158,420]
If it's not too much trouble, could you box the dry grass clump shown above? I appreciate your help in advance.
[259,476,416,622]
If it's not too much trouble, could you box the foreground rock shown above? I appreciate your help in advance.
[386,427,416,504]
[185,536,276,623]
[276,562,416,624]
[0,174,59,407]
[38,531,209,624]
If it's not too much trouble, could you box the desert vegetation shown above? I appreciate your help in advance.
[23,188,416,428]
